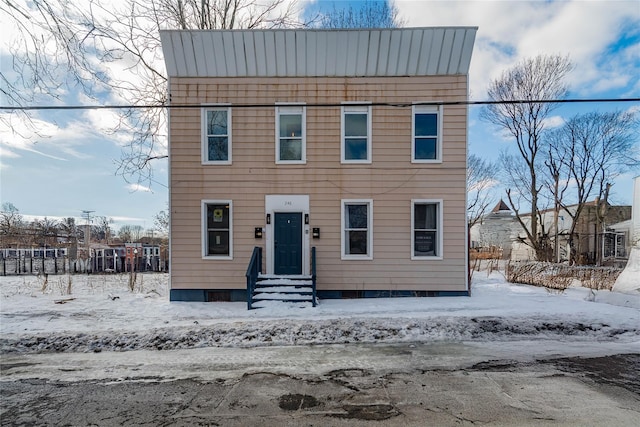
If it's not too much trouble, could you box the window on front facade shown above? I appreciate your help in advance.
[276,106,305,163]
[342,200,373,259]
[203,201,232,258]
[202,107,231,164]
[412,200,442,259]
[342,104,371,163]
[412,105,441,162]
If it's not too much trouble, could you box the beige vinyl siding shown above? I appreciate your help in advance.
[170,76,468,291]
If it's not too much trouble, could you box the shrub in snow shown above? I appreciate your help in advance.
[54,275,73,295]
[39,273,49,293]
[128,271,137,292]
[505,261,621,291]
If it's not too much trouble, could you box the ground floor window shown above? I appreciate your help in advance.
[202,200,232,259]
[412,200,442,259]
[341,199,373,259]
[603,231,626,258]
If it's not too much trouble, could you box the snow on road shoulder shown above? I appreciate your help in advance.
[1,272,638,354]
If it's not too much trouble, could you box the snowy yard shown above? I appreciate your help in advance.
[1,270,639,354]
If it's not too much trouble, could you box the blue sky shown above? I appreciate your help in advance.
[1,0,639,233]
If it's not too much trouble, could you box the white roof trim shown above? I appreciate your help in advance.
[160,27,477,78]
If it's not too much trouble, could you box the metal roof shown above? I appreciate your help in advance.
[160,27,477,78]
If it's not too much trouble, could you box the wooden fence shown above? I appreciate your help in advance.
[1,256,168,276]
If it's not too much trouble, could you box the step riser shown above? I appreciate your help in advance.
[250,275,316,308]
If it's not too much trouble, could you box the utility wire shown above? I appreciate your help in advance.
[1,98,639,111]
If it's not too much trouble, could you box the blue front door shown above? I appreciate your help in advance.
[274,212,303,275]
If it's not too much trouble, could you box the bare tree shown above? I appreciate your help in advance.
[543,129,571,262]
[154,208,169,235]
[317,0,403,29]
[118,225,133,243]
[118,224,144,242]
[92,216,114,243]
[2,0,304,187]
[0,203,22,234]
[130,225,144,242]
[0,202,25,246]
[59,217,80,244]
[31,217,59,246]
[481,54,572,261]
[467,154,499,229]
[500,148,551,256]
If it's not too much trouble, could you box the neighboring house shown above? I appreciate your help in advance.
[509,201,631,264]
[610,176,640,258]
[469,200,515,260]
[160,28,477,302]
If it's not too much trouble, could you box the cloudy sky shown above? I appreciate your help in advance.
[1,0,639,232]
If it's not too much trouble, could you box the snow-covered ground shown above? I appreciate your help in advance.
[1,270,638,354]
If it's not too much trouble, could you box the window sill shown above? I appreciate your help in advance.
[411,159,442,164]
[341,160,372,165]
[411,255,443,261]
[202,161,232,166]
[276,160,307,165]
[202,255,233,260]
[341,255,374,261]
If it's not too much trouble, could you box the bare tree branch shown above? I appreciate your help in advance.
[2,0,306,189]
[467,154,499,229]
[481,54,572,261]
[316,0,404,29]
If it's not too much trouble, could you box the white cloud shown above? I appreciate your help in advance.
[21,214,80,224]
[468,177,499,193]
[83,109,134,146]
[110,215,147,222]
[395,0,640,99]
[127,183,152,193]
[543,116,565,129]
[0,145,20,159]
[0,112,100,160]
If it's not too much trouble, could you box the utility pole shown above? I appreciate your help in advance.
[82,210,94,266]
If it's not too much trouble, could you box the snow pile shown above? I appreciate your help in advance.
[612,246,640,295]
[2,316,635,355]
[1,271,639,355]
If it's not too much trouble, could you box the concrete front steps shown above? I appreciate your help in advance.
[251,274,316,308]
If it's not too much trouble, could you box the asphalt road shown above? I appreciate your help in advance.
[1,341,639,426]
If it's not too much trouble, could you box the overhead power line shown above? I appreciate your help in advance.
[1,98,639,111]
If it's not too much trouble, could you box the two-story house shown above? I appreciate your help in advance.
[160,27,477,304]
[475,200,633,264]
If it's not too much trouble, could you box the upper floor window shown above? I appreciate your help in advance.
[411,200,443,259]
[341,199,373,260]
[341,104,371,163]
[202,107,231,164]
[202,200,232,259]
[276,105,306,163]
[412,105,442,163]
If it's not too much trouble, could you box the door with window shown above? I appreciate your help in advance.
[274,212,303,275]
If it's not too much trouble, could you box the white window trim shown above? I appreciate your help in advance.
[202,106,232,165]
[264,195,310,275]
[202,199,233,260]
[411,104,443,164]
[341,199,373,260]
[341,103,372,164]
[275,104,306,164]
[411,199,443,260]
